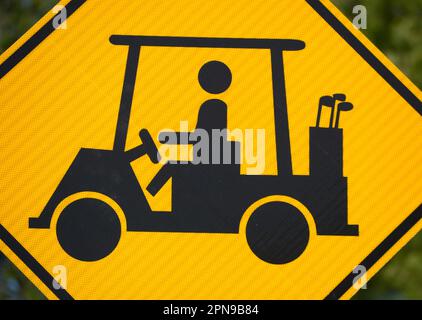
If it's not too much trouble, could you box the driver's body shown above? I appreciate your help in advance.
[147,60,233,195]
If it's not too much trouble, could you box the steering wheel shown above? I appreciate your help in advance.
[139,129,160,164]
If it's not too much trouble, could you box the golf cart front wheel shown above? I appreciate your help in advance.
[56,198,121,262]
[246,201,309,264]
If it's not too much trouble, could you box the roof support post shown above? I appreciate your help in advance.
[113,45,141,152]
[271,49,292,175]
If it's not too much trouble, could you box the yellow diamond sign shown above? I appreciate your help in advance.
[0,0,421,300]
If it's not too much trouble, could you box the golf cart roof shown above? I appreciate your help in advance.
[110,35,305,51]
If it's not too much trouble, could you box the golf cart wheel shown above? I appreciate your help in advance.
[246,201,309,264]
[56,198,121,262]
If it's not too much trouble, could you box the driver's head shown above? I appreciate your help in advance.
[198,60,232,94]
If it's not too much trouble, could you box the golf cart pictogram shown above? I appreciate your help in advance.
[29,35,358,264]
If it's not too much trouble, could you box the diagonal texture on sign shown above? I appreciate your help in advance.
[0,0,421,300]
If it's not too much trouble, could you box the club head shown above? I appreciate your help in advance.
[338,102,354,111]
[319,95,335,108]
[333,93,346,102]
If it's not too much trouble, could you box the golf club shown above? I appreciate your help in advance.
[316,95,335,127]
[330,93,346,128]
[335,102,354,128]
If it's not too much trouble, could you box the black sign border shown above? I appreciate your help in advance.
[0,0,420,300]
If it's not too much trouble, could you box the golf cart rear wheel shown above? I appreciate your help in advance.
[246,201,309,264]
[56,198,121,262]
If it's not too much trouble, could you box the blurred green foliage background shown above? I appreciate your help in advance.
[0,0,420,300]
